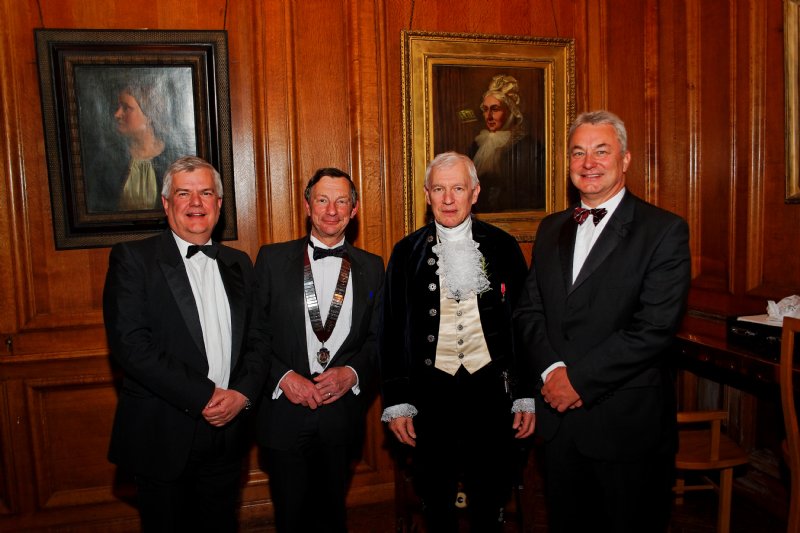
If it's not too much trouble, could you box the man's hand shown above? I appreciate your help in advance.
[280,371,324,409]
[513,411,535,438]
[388,416,417,447]
[202,388,248,427]
[314,367,357,405]
[541,366,581,412]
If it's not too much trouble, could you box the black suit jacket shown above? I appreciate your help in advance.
[380,219,530,409]
[103,231,268,480]
[253,238,384,451]
[514,191,691,461]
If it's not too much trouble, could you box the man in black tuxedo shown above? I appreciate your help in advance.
[253,167,384,533]
[103,156,268,532]
[514,110,691,532]
[381,152,535,532]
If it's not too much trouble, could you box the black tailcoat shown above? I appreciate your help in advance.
[380,218,529,412]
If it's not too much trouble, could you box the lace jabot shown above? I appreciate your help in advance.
[432,218,490,301]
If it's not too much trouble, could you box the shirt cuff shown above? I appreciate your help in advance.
[542,361,566,383]
[511,398,535,414]
[346,365,360,396]
[381,403,418,422]
[272,370,294,399]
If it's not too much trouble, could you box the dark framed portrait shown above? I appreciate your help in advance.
[402,31,576,241]
[35,29,236,249]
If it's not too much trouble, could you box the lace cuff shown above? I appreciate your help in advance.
[381,403,418,422]
[511,398,536,414]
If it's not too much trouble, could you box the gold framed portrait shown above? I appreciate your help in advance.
[401,31,576,240]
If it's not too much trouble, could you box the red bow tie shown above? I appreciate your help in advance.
[573,207,608,226]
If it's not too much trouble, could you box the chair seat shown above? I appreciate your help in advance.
[676,428,750,470]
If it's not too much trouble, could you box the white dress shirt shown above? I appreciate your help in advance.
[173,233,232,388]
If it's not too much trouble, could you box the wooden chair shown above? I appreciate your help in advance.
[780,316,800,533]
[673,410,749,533]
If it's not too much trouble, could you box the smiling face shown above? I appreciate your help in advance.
[162,167,222,244]
[425,160,480,228]
[114,92,149,137]
[568,123,631,207]
[304,176,358,246]
[480,94,508,133]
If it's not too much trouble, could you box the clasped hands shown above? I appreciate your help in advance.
[541,366,583,412]
[202,388,248,427]
[280,367,356,409]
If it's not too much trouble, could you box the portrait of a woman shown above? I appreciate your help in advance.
[468,74,545,213]
[76,68,196,213]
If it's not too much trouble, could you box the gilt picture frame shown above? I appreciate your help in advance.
[401,31,576,240]
[786,0,800,203]
[35,29,236,249]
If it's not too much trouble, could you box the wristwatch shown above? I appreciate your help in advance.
[243,397,252,411]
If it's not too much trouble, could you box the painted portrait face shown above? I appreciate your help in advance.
[568,123,631,207]
[114,92,149,137]
[304,176,358,246]
[480,95,508,133]
[425,160,480,228]
[162,167,222,244]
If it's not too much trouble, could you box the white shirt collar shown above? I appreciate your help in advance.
[309,234,345,250]
[582,187,626,217]
[435,215,472,243]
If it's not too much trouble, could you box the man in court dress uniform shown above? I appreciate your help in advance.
[380,151,535,532]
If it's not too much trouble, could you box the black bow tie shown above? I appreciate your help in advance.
[186,244,219,259]
[310,243,347,261]
[573,207,608,226]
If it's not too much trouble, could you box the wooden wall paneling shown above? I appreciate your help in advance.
[291,1,353,222]
[604,0,649,197]
[695,1,734,294]
[0,383,15,515]
[225,0,265,260]
[747,0,800,299]
[581,0,608,111]
[344,0,388,257]
[25,374,119,509]
[0,0,30,338]
[657,0,693,270]
[260,0,299,245]
[685,0,702,268]
[643,0,660,204]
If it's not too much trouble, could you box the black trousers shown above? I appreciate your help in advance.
[135,421,242,533]
[411,364,516,533]
[265,410,351,533]
[543,419,674,533]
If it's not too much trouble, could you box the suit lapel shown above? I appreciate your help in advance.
[288,240,311,374]
[157,232,206,356]
[570,192,635,293]
[217,246,245,368]
[558,214,578,294]
[329,242,366,366]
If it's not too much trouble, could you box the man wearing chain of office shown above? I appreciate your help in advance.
[380,151,536,532]
[253,167,384,533]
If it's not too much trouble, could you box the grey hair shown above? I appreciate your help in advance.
[568,110,628,153]
[424,152,479,188]
[161,156,223,198]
